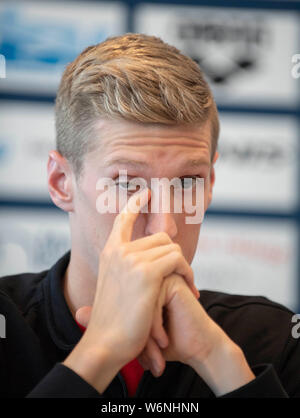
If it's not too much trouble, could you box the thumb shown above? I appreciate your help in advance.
[75,306,92,329]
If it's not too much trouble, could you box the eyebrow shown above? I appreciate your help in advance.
[102,157,210,169]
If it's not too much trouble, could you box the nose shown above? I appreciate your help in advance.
[144,211,178,240]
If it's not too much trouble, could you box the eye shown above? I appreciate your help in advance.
[114,176,203,192]
[115,178,142,193]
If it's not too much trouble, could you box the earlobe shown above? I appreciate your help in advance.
[47,150,74,212]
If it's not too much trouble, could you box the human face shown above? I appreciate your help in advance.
[70,118,218,276]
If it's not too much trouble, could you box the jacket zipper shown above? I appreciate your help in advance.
[134,371,150,398]
[117,372,128,398]
[117,370,150,398]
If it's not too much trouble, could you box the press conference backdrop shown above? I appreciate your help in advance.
[0,0,299,312]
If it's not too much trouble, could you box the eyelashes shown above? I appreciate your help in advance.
[114,176,203,193]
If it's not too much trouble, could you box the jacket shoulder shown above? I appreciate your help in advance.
[199,289,297,364]
[0,270,48,314]
[199,289,295,315]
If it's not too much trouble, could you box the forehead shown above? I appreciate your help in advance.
[89,118,212,170]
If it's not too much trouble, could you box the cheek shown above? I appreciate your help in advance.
[95,187,130,215]
[177,221,201,264]
[96,212,117,244]
[75,186,115,251]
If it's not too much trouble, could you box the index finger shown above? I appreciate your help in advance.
[108,187,151,244]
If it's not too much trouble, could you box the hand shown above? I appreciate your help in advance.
[79,186,198,362]
[138,273,221,374]
[138,273,255,396]
[64,187,199,393]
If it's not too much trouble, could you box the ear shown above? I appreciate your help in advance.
[47,150,74,212]
[207,150,219,208]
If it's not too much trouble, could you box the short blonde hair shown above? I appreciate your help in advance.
[55,33,219,177]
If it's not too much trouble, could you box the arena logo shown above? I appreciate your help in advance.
[176,15,268,84]
[95,170,205,225]
[0,54,6,78]
[291,54,300,79]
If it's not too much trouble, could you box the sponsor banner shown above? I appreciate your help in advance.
[210,113,299,212]
[0,101,55,200]
[0,209,70,276]
[134,4,300,108]
[0,1,127,94]
[192,216,298,311]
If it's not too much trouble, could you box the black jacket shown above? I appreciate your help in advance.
[0,251,299,398]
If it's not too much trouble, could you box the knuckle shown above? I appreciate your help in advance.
[172,243,182,254]
[134,263,149,279]
[173,251,182,262]
[157,231,171,244]
[125,252,138,266]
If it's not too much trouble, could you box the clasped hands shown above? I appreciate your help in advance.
[75,188,254,395]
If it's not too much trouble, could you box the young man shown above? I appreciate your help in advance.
[0,33,299,398]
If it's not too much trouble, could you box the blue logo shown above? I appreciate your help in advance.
[0,6,107,71]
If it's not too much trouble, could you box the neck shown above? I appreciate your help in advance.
[63,249,98,319]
